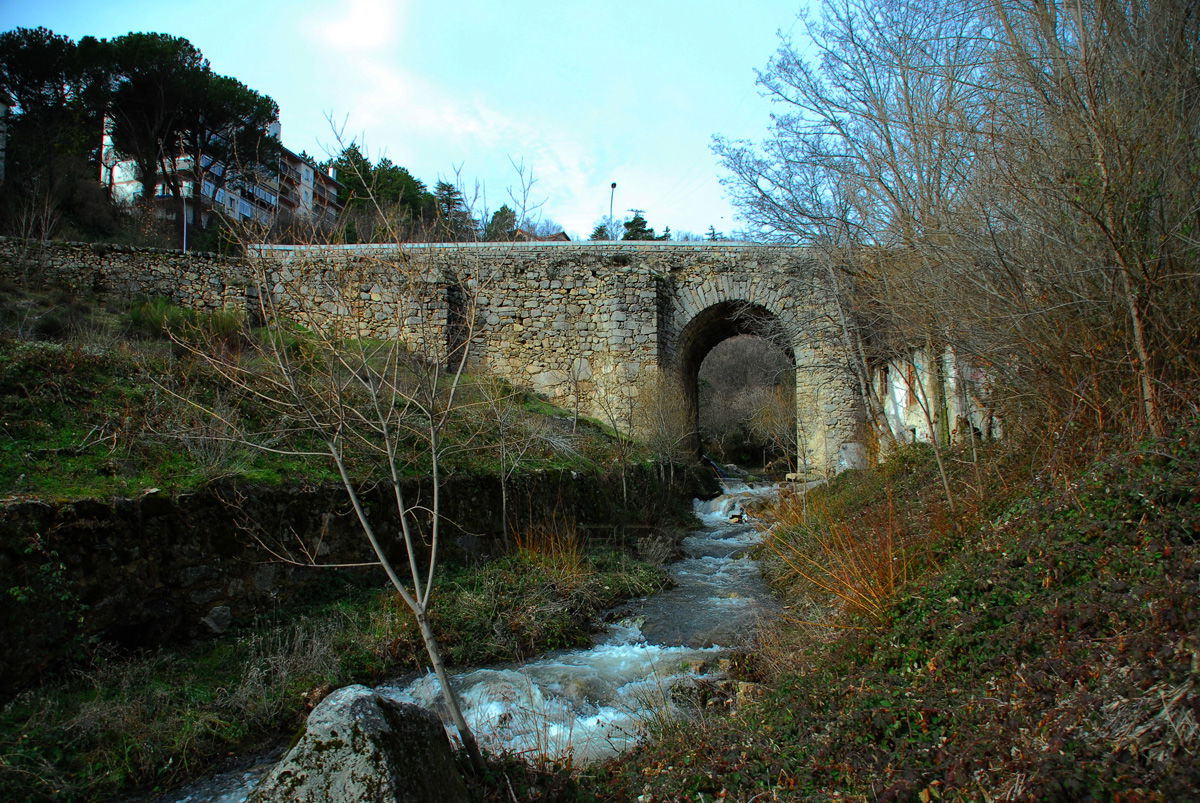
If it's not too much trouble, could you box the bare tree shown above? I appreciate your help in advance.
[590,381,642,506]
[716,0,991,450]
[719,0,1200,458]
[505,156,548,234]
[750,384,799,473]
[169,250,487,769]
[632,374,696,489]
[170,125,500,765]
[977,0,1200,436]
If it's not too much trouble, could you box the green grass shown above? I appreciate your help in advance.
[0,290,621,500]
[0,336,344,498]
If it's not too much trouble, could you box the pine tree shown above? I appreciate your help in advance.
[621,211,656,240]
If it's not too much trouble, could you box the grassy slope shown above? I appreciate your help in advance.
[588,429,1200,801]
[0,286,630,500]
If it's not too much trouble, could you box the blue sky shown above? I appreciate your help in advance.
[1,0,811,239]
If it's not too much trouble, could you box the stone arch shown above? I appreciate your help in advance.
[658,264,861,475]
[249,242,862,474]
[672,301,797,454]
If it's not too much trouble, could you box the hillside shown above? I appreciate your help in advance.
[0,282,637,501]
[583,429,1200,800]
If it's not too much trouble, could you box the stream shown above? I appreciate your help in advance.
[163,480,780,800]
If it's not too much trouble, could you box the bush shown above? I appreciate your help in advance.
[125,297,246,353]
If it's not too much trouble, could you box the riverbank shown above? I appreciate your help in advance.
[0,524,683,802]
[583,423,1200,800]
[0,283,716,801]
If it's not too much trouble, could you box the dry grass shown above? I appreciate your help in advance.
[512,515,586,582]
[762,493,917,627]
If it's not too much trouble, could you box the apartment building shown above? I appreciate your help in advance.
[99,121,341,232]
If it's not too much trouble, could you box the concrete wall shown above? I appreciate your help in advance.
[876,347,1000,445]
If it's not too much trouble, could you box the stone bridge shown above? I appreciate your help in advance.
[257,242,863,474]
[0,237,863,474]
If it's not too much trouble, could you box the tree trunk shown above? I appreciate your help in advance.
[1116,260,1164,437]
[415,610,485,773]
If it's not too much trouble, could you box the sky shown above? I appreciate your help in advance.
[1,0,812,240]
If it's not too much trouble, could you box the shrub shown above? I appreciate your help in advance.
[764,495,912,626]
[125,297,246,352]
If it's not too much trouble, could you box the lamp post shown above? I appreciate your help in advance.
[608,182,616,240]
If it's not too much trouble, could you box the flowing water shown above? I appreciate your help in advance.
[161,481,779,799]
[378,480,780,765]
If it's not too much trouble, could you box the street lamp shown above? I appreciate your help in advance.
[609,182,616,239]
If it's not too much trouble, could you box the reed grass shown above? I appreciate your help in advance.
[512,515,586,581]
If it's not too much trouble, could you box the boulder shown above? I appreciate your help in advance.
[249,684,468,803]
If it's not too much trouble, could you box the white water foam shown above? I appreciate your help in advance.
[378,621,721,764]
[380,483,782,765]
[163,482,782,797]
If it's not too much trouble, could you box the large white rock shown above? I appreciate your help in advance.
[249,684,468,803]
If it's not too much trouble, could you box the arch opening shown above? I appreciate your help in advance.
[675,301,797,472]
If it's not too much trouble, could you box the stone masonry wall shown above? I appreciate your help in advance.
[0,236,250,310]
[0,463,712,695]
[656,248,862,473]
[1,237,864,472]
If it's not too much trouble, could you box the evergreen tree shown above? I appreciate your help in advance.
[104,33,210,203]
[433,181,476,241]
[326,144,373,207]
[0,26,107,157]
[175,70,280,220]
[484,204,517,240]
[373,157,430,222]
[0,27,112,236]
[621,211,657,240]
[324,146,434,241]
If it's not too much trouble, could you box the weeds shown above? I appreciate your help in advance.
[758,444,951,629]
[0,287,614,499]
[513,515,585,581]
[126,296,246,353]
[763,494,912,626]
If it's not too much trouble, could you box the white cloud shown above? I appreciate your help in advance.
[309,0,405,53]
[293,0,743,239]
